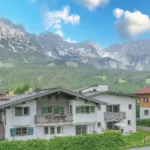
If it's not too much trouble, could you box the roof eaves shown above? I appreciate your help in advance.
[60,89,107,105]
[0,88,107,109]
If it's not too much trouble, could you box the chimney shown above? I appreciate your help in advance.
[28,87,33,94]
[9,91,14,96]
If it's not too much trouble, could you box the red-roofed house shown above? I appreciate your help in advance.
[134,87,150,119]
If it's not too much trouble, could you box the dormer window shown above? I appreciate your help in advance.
[144,97,148,103]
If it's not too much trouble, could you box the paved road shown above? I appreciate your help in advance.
[129,146,150,150]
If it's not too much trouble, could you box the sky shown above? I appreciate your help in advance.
[1,0,150,47]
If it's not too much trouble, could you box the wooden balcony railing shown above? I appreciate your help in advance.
[104,112,126,122]
[35,114,73,124]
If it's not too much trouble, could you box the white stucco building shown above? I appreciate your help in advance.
[75,85,136,134]
[0,85,136,140]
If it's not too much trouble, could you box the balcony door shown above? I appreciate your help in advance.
[53,107,59,114]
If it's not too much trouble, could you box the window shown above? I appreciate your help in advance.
[144,97,148,103]
[50,126,55,135]
[76,106,95,114]
[15,107,30,116]
[10,127,33,137]
[44,127,49,135]
[76,107,81,114]
[15,107,22,116]
[107,105,120,113]
[98,104,101,110]
[57,126,63,134]
[93,89,97,92]
[59,107,64,114]
[16,128,27,136]
[85,107,90,113]
[48,106,52,113]
[113,105,119,112]
[44,126,63,135]
[97,122,101,128]
[76,125,87,135]
[22,128,27,135]
[129,104,132,110]
[70,105,72,114]
[91,106,95,113]
[144,110,149,115]
[42,106,64,114]
[24,107,29,115]
[56,95,59,100]
[128,120,131,126]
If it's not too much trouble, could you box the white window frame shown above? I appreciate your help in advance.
[44,126,63,135]
[15,107,30,116]
[16,127,28,136]
[144,97,148,103]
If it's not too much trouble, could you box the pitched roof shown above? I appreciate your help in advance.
[0,88,107,109]
[134,87,150,95]
[84,91,136,98]
[73,84,108,93]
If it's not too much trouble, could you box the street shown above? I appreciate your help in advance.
[129,146,150,150]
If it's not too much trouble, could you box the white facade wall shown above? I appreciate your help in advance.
[72,99,97,123]
[140,107,150,119]
[82,85,108,94]
[92,94,136,134]
[4,97,104,140]
[5,100,36,140]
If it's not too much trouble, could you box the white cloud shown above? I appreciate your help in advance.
[114,8,150,38]
[53,24,62,29]
[66,38,76,43]
[56,30,64,37]
[74,0,109,10]
[29,0,37,3]
[43,6,80,37]
[113,8,124,19]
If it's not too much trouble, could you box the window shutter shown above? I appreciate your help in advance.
[59,107,64,113]
[42,107,48,114]
[10,128,16,137]
[28,127,34,135]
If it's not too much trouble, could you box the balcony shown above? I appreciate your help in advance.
[35,114,73,124]
[104,112,126,122]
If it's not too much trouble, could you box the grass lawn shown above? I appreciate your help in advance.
[122,130,150,149]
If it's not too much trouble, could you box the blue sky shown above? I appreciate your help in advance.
[1,0,150,47]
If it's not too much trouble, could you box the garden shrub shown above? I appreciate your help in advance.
[137,119,150,127]
[0,130,124,150]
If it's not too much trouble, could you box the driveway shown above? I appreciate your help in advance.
[129,146,150,150]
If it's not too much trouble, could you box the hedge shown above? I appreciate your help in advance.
[0,130,124,150]
[137,119,150,127]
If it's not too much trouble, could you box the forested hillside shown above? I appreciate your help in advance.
[0,64,150,93]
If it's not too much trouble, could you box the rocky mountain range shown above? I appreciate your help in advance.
[103,40,150,71]
[0,18,150,71]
